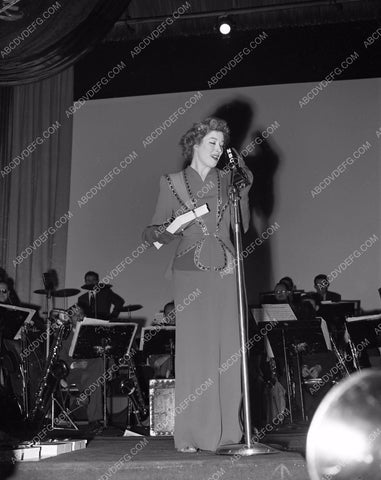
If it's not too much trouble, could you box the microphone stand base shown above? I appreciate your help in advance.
[216,442,280,456]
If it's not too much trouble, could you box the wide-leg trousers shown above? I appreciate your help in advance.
[173,269,242,452]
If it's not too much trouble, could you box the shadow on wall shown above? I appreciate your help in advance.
[212,97,281,304]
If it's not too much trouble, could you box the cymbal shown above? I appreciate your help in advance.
[34,289,50,295]
[34,288,80,297]
[119,304,143,313]
[52,288,80,298]
[81,283,112,290]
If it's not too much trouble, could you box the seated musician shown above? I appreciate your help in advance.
[77,271,124,320]
[163,301,176,326]
[310,274,341,306]
[0,282,18,384]
[278,276,296,293]
[273,281,316,321]
[0,282,28,406]
[152,301,176,326]
[0,268,20,306]
[0,281,13,306]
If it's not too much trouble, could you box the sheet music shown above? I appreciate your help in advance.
[262,304,297,322]
[252,308,268,324]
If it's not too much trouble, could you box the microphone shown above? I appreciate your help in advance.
[226,147,250,188]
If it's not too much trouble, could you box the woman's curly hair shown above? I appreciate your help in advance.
[179,117,230,164]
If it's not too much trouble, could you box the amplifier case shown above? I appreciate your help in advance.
[149,379,175,436]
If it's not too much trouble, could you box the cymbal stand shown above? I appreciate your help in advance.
[282,329,294,424]
[95,339,109,428]
[42,289,54,360]
[294,346,306,422]
[20,326,29,417]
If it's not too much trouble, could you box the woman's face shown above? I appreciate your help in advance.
[193,130,224,169]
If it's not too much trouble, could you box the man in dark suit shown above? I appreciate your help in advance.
[74,271,125,431]
[77,271,124,320]
[312,274,341,303]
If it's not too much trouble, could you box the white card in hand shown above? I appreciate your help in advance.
[154,204,209,249]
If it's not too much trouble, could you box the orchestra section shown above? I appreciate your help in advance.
[1,269,381,438]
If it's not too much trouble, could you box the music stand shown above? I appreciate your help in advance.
[318,301,355,326]
[346,314,381,349]
[283,318,332,420]
[140,326,176,379]
[69,318,137,427]
[0,304,35,340]
[253,305,298,423]
[345,313,381,369]
[253,306,331,423]
[140,326,175,354]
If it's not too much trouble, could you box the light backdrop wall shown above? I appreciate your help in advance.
[65,78,381,325]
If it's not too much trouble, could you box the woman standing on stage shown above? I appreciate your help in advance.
[143,117,253,452]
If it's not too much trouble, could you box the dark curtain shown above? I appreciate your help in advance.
[0,86,13,263]
[0,68,73,304]
[0,0,132,303]
[0,0,131,85]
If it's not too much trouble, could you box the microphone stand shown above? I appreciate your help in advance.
[216,171,278,456]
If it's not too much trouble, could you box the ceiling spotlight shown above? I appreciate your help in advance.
[217,16,232,36]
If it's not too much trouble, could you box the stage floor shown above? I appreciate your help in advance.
[1,434,309,480]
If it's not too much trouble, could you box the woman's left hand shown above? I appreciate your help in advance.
[239,162,253,195]
[231,147,253,192]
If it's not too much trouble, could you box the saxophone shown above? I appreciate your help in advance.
[28,310,71,431]
[119,350,148,424]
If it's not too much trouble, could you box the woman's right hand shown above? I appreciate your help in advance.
[143,224,179,246]
[155,225,178,245]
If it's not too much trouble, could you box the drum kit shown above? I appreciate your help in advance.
[34,287,143,311]
[33,287,143,314]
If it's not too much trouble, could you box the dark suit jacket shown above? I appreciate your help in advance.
[324,291,341,302]
[311,291,342,304]
[77,287,124,320]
